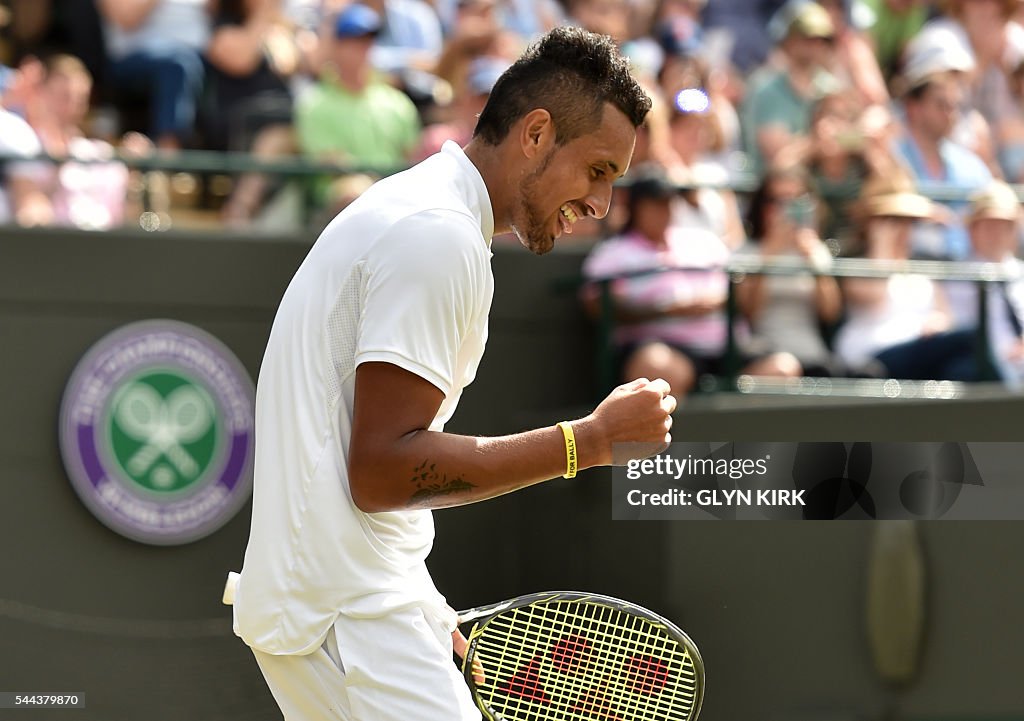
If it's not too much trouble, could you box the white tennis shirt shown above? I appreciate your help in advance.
[234,141,495,655]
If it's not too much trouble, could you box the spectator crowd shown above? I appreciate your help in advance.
[3,0,1024,391]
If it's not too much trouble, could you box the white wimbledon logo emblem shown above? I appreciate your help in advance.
[113,383,215,483]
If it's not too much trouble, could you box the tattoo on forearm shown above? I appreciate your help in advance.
[409,460,475,505]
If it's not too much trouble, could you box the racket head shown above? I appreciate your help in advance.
[460,591,704,721]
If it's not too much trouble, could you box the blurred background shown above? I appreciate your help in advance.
[3,0,1024,719]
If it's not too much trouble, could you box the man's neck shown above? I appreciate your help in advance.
[464,138,515,236]
[330,65,371,93]
[784,59,817,98]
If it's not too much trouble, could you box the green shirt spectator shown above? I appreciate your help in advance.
[861,0,928,79]
[294,3,421,205]
[295,69,420,170]
[742,1,841,177]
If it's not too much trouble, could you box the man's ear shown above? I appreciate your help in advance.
[519,108,554,159]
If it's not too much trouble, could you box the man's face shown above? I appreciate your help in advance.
[330,34,375,71]
[912,78,962,141]
[786,33,833,70]
[46,72,91,127]
[960,0,1007,33]
[511,103,636,255]
[632,196,673,242]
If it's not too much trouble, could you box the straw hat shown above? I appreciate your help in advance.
[769,0,836,42]
[967,181,1021,224]
[858,173,934,221]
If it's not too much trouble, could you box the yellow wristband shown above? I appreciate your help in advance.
[557,421,578,479]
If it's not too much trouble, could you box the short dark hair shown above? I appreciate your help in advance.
[473,26,652,146]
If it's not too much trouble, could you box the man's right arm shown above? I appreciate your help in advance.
[347,361,674,513]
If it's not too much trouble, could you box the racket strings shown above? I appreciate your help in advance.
[472,600,698,721]
[479,605,694,720]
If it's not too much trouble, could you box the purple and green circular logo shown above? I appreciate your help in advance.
[59,320,255,545]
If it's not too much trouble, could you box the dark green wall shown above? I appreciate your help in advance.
[1,228,1022,721]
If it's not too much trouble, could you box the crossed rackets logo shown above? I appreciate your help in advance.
[111,379,215,490]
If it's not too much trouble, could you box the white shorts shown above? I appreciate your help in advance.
[251,605,482,721]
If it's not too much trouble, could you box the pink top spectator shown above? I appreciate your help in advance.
[582,226,732,356]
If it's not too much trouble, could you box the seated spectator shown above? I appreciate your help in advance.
[945,181,1024,384]
[892,69,993,259]
[895,31,997,174]
[701,0,788,73]
[295,3,420,191]
[655,30,742,165]
[97,0,210,149]
[23,54,130,230]
[833,173,981,380]
[741,0,841,177]
[735,163,845,376]
[915,0,1024,172]
[628,80,677,169]
[364,0,445,76]
[411,57,506,162]
[431,0,521,102]
[0,56,44,118]
[0,75,50,226]
[434,0,564,41]
[203,0,297,153]
[776,89,876,247]
[665,86,745,248]
[1000,54,1024,181]
[816,0,889,106]
[581,167,799,398]
[205,0,300,225]
[627,0,706,83]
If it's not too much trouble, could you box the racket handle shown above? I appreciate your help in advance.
[457,598,517,624]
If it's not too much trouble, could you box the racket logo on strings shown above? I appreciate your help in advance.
[459,591,704,721]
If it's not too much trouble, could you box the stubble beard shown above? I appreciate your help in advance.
[511,149,557,256]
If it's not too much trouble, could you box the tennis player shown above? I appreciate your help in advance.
[231,26,674,720]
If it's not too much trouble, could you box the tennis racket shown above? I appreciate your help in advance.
[457,590,704,721]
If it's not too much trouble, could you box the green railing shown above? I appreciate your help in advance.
[8,148,1024,231]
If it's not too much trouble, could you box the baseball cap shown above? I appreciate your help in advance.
[900,28,974,93]
[769,0,836,42]
[968,181,1021,224]
[334,3,382,39]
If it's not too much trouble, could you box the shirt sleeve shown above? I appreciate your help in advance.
[355,209,488,396]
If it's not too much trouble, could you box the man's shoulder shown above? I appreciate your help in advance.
[350,175,484,254]
[745,69,788,102]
